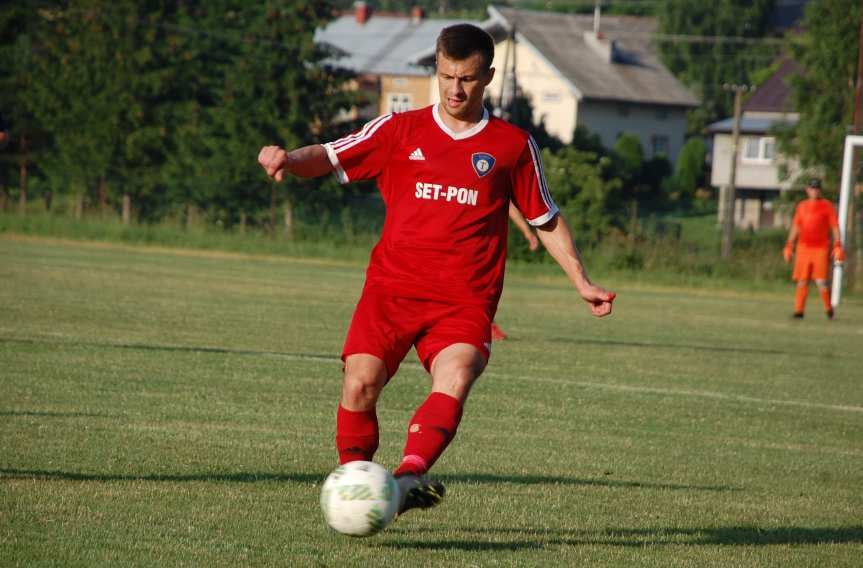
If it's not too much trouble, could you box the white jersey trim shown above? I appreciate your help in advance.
[527,208,559,227]
[324,114,394,184]
[525,135,559,225]
[322,142,348,184]
[432,104,490,140]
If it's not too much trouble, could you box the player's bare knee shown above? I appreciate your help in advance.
[341,371,385,409]
[431,362,482,402]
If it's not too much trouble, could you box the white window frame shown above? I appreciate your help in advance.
[741,136,775,163]
[387,93,413,114]
[651,134,670,158]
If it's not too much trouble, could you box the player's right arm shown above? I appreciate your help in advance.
[260,114,394,185]
[258,144,334,182]
[783,206,801,263]
[783,223,799,263]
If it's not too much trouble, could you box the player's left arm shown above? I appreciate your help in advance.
[829,204,845,261]
[535,213,615,317]
[831,224,845,261]
[508,201,539,251]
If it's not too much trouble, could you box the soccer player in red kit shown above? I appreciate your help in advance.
[783,178,844,319]
[258,24,615,517]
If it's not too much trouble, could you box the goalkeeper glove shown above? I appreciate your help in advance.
[833,242,846,262]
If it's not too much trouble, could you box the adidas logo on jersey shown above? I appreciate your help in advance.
[409,148,425,161]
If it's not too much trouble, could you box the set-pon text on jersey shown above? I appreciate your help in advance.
[414,181,479,206]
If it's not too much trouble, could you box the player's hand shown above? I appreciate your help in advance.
[579,285,615,318]
[258,145,289,182]
[527,233,539,252]
[782,243,793,263]
[833,243,846,262]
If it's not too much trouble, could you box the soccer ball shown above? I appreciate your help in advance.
[320,461,400,537]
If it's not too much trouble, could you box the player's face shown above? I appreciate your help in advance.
[805,186,821,199]
[436,52,494,123]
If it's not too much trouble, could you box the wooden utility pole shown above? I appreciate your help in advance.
[849,8,863,289]
[510,24,518,124]
[721,84,749,259]
[496,27,512,115]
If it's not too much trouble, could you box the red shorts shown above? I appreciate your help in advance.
[342,290,492,378]
[792,245,830,282]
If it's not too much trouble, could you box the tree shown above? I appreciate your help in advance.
[27,2,119,217]
[0,1,54,212]
[169,0,358,235]
[613,133,644,184]
[26,1,176,221]
[541,146,621,247]
[656,0,778,133]
[611,133,673,217]
[668,136,708,204]
[777,0,862,185]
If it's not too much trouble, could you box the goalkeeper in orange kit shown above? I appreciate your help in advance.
[783,179,844,319]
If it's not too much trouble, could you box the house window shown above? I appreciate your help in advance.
[387,93,413,113]
[651,135,670,157]
[742,136,775,163]
[763,138,775,160]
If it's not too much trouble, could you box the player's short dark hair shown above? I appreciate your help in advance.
[436,24,495,71]
[808,178,821,189]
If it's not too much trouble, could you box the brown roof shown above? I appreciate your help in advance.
[491,6,699,107]
[743,58,800,113]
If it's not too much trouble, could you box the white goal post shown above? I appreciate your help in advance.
[831,134,863,307]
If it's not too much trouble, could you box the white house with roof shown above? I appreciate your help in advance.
[316,4,698,165]
[708,59,802,229]
[481,6,699,164]
[314,4,502,118]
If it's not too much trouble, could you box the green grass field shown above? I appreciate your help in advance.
[2,234,862,567]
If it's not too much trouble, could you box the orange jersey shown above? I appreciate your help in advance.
[792,198,838,248]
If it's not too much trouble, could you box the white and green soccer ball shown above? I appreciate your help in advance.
[320,461,400,537]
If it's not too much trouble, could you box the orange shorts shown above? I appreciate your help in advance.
[342,289,492,379]
[792,245,830,282]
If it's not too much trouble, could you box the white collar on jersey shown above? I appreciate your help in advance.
[432,104,490,140]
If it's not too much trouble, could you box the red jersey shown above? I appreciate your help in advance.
[323,104,558,312]
[792,198,838,248]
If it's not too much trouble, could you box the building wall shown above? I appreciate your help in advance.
[711,132,800,229]
[485,38,578,144]
[379,74,434,115]
[576,101,689,164]
[710,133,798,190]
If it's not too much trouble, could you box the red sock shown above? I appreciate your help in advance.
[395,392,463,477]
[794,285,808,314]
[818,288,831,311]
[336,404,378,464]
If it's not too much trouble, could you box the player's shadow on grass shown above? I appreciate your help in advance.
[546,336,790,356]
[0,336,338,363]
[440,472,740,493]
[383,525,863,549]
[1,468,737,493]
[0,410,117,418]
[0,468,320,484]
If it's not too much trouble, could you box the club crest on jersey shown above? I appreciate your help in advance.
[471,153,495,178]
